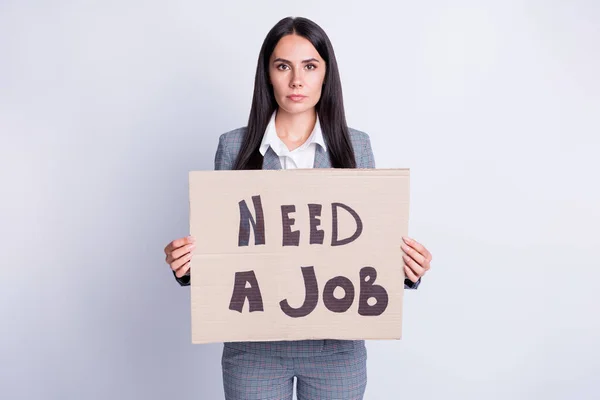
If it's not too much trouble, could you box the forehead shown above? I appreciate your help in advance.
[271,34,321,60]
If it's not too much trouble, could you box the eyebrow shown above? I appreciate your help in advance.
[273,57,320,64]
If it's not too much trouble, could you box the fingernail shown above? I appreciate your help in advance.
[402,236,410,243]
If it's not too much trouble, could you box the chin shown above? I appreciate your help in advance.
[279,100,317,115]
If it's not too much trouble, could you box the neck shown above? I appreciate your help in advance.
[274,108,317,148]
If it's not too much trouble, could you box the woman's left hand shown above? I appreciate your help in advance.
[401,236,432,282]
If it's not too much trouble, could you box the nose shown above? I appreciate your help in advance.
[290,69,303,88]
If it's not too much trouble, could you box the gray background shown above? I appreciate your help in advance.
[1,1,599,399]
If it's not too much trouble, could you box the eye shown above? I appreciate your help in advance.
[305,64,317,70]
[276,64,290,71]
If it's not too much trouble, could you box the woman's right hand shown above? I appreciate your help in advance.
[164,236,196,278]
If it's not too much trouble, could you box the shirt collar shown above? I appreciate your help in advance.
[259,110,327,156]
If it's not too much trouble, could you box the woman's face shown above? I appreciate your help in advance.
[269,34,326,115]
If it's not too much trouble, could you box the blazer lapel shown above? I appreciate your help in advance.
[261,145,330,169]
[313,145,331,168]
[262,147,282,170]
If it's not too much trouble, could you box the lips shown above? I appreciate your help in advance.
[287,94,307,101]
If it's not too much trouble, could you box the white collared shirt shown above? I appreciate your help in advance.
[259,111,327,169]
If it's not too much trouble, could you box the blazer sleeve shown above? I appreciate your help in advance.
[173,134,234,286]
[360,133,421,290]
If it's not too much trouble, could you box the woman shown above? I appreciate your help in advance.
[164,16,433,400]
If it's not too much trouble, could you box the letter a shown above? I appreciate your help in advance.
[229,270,264,313]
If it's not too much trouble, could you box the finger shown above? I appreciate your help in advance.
[170,251,193,272]
[170,242,196,262]
[401,243,426,265]
[164,236,195,255]
[166,242,196,265]
[403,254,425,278]
[165,235,195,255]
[403,236,432,262]
[404,265,419,283]
[175,261,191,278]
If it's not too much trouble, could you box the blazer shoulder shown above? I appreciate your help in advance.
[219,127,247,149]
[348,127,370,139]
[348,127,372,154]
[348,127,369,142]
[214,127,247,170]
[217,127,247,158]
[348,127,375,168]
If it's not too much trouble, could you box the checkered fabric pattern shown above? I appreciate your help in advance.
[213,127,375,170]
[222,340,367,400]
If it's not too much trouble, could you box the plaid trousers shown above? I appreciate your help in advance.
[221,341,368,400]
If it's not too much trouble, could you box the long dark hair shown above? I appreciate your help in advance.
[233,17,356,170]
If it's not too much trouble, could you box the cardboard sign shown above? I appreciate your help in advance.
[188,168,410,344]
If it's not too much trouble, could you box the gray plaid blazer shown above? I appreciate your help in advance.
[176,126,420,357]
